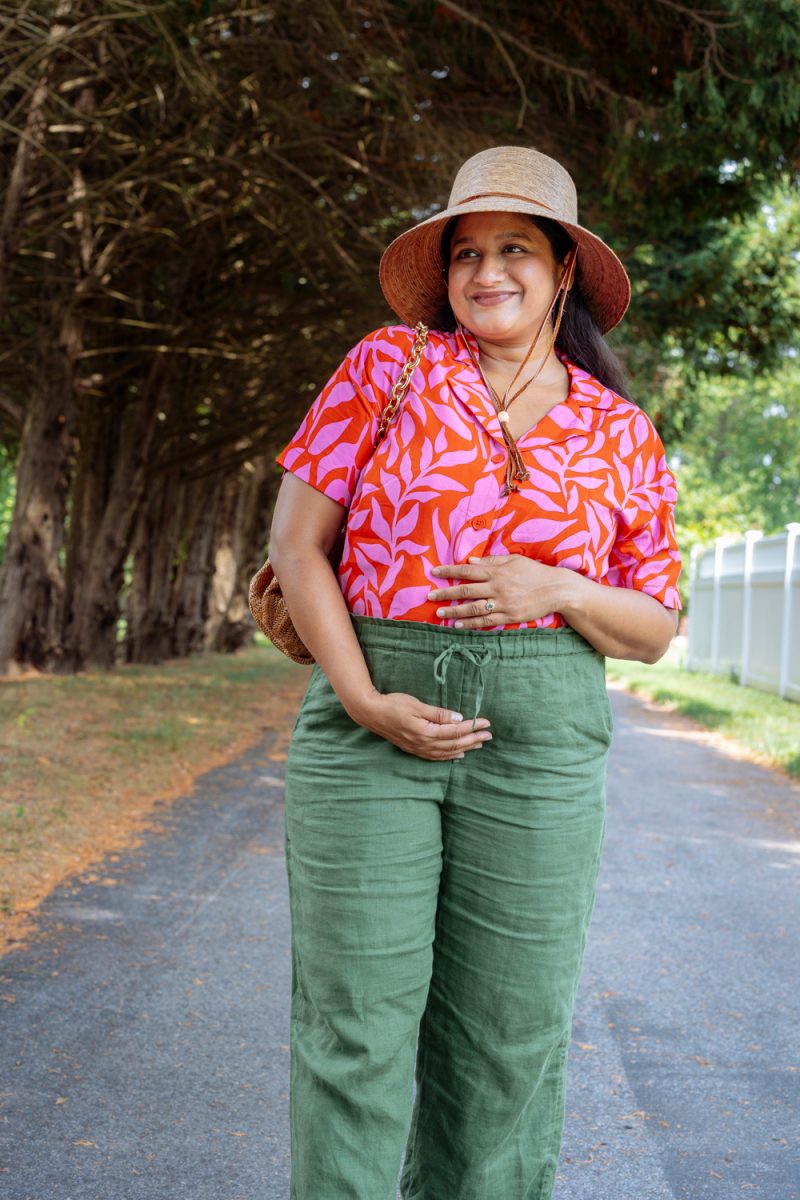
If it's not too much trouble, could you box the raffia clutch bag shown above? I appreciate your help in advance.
[249,323,428,663]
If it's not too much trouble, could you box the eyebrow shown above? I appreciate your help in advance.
[452,229,535,248]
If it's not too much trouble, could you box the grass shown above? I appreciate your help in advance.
[0,639,311,952]
[607,641,800,779]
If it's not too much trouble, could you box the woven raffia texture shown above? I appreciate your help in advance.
[248,561,313,665]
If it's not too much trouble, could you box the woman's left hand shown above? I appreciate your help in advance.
[428,554,566,628]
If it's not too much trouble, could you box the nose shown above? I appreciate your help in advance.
[471,252,507,285]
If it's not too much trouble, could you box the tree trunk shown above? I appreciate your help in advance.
[0,320,80,673]
[60,394,159,669]
[124,469,185,664]
[125,456,275,664]
[0,0,88,673]
[169,474,223,659]
[205,456,275,653]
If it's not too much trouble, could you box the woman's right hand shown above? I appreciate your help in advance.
[269,476,492,761]
[346,690,492,761]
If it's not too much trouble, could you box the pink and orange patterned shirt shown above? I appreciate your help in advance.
[277,324,682,629]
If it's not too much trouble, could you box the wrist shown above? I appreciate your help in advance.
[553,565,592,620]
[341,683,383,727]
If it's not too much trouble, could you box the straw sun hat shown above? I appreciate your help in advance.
[379,145,631,335]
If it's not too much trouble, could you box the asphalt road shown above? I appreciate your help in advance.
[1,686,798,1200]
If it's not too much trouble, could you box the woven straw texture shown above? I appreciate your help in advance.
[248,561,313,665]
[379,146,630,334]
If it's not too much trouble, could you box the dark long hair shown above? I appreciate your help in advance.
[439,215,631,400]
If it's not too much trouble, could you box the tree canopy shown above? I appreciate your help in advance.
[0,0,798,671]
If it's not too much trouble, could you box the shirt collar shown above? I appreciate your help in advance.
[453,325,612,409]
[448,326,614,444]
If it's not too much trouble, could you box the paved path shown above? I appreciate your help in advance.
[1,688,798,1199]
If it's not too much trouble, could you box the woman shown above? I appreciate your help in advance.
[269,146,681,1200]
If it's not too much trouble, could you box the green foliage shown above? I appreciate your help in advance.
[623,174,800,583]
[670,361,800,557]
[623,176,800,592]
[0,444,16,565]
[617,0,800,230]
[2,0,800,669]
[630,182,800,432]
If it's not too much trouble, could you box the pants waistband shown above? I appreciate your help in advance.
[351,615,602,661]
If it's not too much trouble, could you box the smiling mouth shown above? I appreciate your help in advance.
[470,291,518,305]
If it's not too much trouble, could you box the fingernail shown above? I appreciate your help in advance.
[480,732,493,741]
[428,591,437,600]
[436,607,446,617]
[451,712,463,722]
[454,621,464,629]
[455,753,465,760]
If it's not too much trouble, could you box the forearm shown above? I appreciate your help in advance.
[268,541,377,717]
[269,538,492,760]
[557,568,678,663]
[268,476,490,761]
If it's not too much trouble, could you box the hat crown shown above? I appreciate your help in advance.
[448,146,578,224]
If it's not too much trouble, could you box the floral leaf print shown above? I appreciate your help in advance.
[368,498,392,542]
[381,556,405,594]
[278,324,682,629]
[396,538,430,555]
[358,540,393,566]
[388,584,434,619]
[515,516,578,543]
[306,416,354,456]
[394,502,420,540]
[523,488,564,514]
[412,472,469,495]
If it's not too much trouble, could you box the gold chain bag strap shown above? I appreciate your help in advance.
[248,323,429,663]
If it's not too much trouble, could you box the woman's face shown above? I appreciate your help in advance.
[446,211,565,344]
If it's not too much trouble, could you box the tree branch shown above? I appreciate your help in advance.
[437,0,634,107]
[0,391,24,428]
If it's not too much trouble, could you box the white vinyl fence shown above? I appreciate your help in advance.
[687,524,800,701]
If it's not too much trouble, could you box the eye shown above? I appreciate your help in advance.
[503,243,528,254]
[454,247,479,260]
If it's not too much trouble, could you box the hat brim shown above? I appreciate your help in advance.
[379,198,630,335]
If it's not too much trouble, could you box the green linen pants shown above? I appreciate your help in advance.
[283,616,612,1200]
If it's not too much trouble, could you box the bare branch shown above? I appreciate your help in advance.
[437,0,633,107]
[0,391,24,428]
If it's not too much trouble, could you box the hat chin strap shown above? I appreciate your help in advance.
[504,244,577,397]
[459,245,578,494]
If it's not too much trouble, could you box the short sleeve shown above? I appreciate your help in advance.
[276,325,417,508]
[605,421,683,610]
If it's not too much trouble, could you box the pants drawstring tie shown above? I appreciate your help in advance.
[433,643,492,728]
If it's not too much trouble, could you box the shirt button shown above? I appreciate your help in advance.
[471,516,487,529]
[491,453,504,464]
